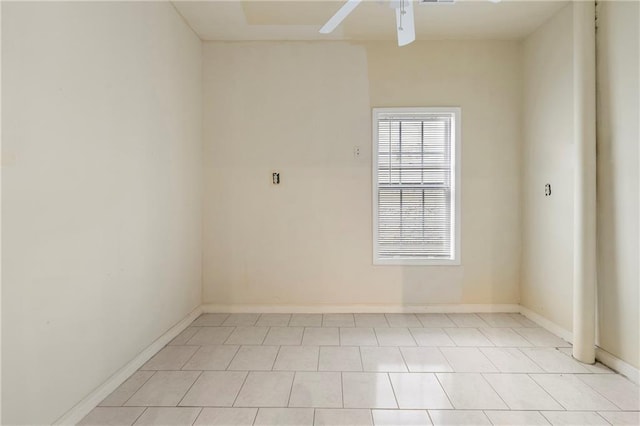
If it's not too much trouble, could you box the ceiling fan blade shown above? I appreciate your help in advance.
[319,0,362,34]
[395,0,416,46]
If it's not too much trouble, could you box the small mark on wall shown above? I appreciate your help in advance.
[545,183,552,196]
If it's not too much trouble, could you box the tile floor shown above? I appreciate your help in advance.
[80,313,640,425]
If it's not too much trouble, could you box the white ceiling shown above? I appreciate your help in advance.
[172,0,568,42]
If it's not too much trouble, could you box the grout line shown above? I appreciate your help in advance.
[131,407,148,425]
[259,327,269,345]
[176,370,204,407]
[178,346,202,370]
[480,372,511,410]
[526,373,568,410]
[269,346,281,371]
[225,345,242,371]
[433,372,455,409]
[120,371,158,407]
[386,372,401,409]
[231,371,250,408]
[397,346,411,372]
[340,372,344,408]
[287,371,297,407]
[188,407,203,426]
[573,374,627,410]
[250,407,259,426]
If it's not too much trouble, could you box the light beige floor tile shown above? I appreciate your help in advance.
[314,409,373,426]
[222,314,260,326]
[479,328,533,347]
[290,314,322,327]
[100,371,155,406]
[256,314,291,327]
[484,410,550,426]
[409,328,455,347]
[78,407,145,426]
[187,327,234,345]
[179,371,247,407]
[416,314,455,328]
[254,408,314,425]
[436,373,506,409]
[385,314,422,328]
[440,347,498,372]
[483,373,563,410]
[273,346,319,371]
[133,407,201,425]
[225,326,269,345]
[514,328,570,347]
[194,408,257,426]
[521,348,591,373]
[319,347,362,371]
[234,372,294,407]
[323,314,355,327]
[140,346,199,370]
[508,314,539,327]
[126,371,201,407]
[598,411,640,425]
[375,328,416,346]
[342,372,398,409]
[428,410,491,425]
[228,346,278,371]
[361,347,408,372]
[192,314,229,327]
[169,328,200,345]
[531,374,618,411]
[303,327,340,346]
[444,328,493,347]
[182,345,239,370]
[477,313,522,328]
[400,347,452,372]
[263,327,304,345]
[289,372,343,408]
[578,374,640,410]
[372,409,432,425]
[446,314,489,328]
[355,314,389,328]
[340,328,378,346]
[388,373,452,409]
[541,411,609,425]
[479,347,543,373]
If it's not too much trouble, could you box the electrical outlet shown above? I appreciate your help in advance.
[353,146,361,158]
[272,171,280,185]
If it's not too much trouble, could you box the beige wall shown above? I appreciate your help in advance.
[596,0,639,369]
[520,4,575,331]
[1,2,202,424]
[202,40,522,308]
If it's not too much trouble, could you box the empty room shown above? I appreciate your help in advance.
[1,0,639,425]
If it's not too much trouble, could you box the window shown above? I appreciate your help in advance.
[372,107,461,265]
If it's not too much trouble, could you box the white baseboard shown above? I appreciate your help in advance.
[519,306,574,343]
[519,306,639,385]
[595,347,640,385]
[201,303,521,314]
[53,306,202,425]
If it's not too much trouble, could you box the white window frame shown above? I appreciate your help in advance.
[372,107,462,266]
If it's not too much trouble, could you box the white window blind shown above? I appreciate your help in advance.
[373,108,460,265]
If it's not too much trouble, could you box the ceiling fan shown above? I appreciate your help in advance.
[319,0,502,47]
